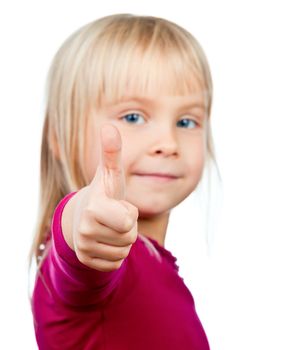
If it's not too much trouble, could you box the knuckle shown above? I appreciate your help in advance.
[126,202,139,219]
[76,239,89,253]
[123,232,137,245]
[112,259,124,270]
[78,217,92,236]
[129,233,137,244]
[76,251,91,267]
[131,205,139,220]
[117,246,130,260]
[122,215,134,232]
[82,207,96,221]
[77,223,90,238]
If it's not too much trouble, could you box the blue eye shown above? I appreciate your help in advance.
[121,113,145,124]
[177,118,197,129]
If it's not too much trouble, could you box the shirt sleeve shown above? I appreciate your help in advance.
[46,192,128,307]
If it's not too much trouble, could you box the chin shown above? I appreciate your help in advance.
[137,205,171,219]
[126,194,179,218]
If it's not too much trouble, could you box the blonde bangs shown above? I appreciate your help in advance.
[84,15,211,109]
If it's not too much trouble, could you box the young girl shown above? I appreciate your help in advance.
[30,13,218,350]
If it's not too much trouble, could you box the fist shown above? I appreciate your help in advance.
[71,124,139,272]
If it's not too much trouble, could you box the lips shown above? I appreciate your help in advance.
[134,172,179,179]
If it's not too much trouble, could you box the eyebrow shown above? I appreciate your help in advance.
[115,96,206,110]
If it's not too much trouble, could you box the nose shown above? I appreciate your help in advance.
[148,125,179,157]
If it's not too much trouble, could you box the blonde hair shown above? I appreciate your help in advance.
[29,13,220,268]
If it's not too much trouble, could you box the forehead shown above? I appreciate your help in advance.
[96,65,208,111]
[92,42,208,110]
[103,70,204,101]
[99,73,209,113]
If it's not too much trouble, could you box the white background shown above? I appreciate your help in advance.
[0,1,287,349]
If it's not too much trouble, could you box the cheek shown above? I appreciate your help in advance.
[120,133,140,172]
[186,141,206,177]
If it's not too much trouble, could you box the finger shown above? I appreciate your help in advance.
[78,240,133,261]
[83,197,138,234]
[100,123,122,170]
[78,214,137,247]
[82,257,125,272]
[94,198,138,233]
[92,123,126,200]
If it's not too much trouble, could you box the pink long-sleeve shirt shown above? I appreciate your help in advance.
[32,192,210,349]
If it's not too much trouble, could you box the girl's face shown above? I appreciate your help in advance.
[85,91,207,218]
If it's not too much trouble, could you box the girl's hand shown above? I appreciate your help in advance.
[62,124,139,272]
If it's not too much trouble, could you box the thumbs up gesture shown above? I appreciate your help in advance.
[63,124,139,272]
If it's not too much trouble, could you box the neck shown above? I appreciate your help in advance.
[137,211,170,247]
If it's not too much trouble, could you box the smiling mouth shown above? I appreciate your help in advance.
[134,173,180,182]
